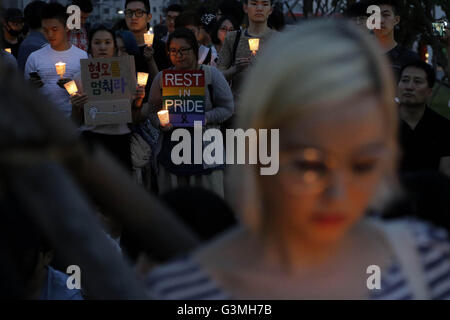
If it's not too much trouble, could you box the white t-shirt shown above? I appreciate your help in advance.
[24,44,88,118]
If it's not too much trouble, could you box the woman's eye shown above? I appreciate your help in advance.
[352,161,376,174]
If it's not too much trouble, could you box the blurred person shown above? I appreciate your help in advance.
[1,47,18,69]
[397,60,450,175]
[267,5,285,31]
[1,8,25,58]
[145,19,450,300]
[217,0,276,115]
[24,2,88,119]
[116,30,139,56]
[161,4,183,42]
[17,1,48,71]
[211,15,240,56]
[124,0,169,102]
[344,1,370,32]
[175,11,217,66]
[67,0,93,52]
[147,28,234,197]
[368,0,419,80]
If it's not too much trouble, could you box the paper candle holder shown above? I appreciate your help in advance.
[55,62,66,78]
[137,72,149,86]
[248,38,260,55]
[157,110,170,126]
[144,28,154,47]
[64,80,78,96]
[5,48,11,54]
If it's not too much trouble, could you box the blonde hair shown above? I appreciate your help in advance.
[229,18,399,233]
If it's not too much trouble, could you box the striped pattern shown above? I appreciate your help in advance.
[146,219,450,300]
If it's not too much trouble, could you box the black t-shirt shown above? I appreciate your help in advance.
[399,107,450,174]
[2,36,23,59]
[386,45,420,82]
[134,38,170,103]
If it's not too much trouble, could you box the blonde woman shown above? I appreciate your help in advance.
[144,19,450,300]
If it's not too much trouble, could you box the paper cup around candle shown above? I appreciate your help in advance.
[157,110,170,126]
[137,72,149,86]
[248,38,260,55]
[55,62,66,78]
[5,48,11,54]
[144,28,154,46]
[64,80,78,96]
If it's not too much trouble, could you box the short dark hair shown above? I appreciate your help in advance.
[24,1,46,30]
[72,0,93,13]
[399,60,436,88]
[167,28,199,61]
[368,0,400,16]
[124,0,150,14]
[41,2,69,26]
[244,0,272,4]
[88,25,117,55]
[166,4,183,14]
[211,15,240,45]
[175,10,201,29]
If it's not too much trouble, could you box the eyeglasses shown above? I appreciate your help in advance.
[169,47,193,56]
[125,9,147,18]
[278,146,389,195]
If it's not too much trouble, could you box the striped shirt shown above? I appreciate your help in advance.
[145,219,450,300]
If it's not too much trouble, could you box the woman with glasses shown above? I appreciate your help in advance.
[147,28,234,197]
[144,19,450,299]
[210,15,240,56]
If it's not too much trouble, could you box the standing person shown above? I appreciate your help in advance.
[161,4,183,42]
[216,0,276,115]
[24,2,88,119]
[1,8,25,58]
[145,19,450,300]
[368,0,420,80]
[210,15,239,56]
[124,0,169,102]
[67,0,92,52]
[397,61,450,175]
[69,25,146,171]
[148,28,234,197]
[17,1,48,71]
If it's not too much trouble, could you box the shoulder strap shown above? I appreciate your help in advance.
[231,29,242,68]
[373,220,431,300]
[203,47,213,65]
[200,65,213,103]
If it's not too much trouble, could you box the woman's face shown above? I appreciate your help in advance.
[218,19,234,44]
[91,30,115,58]
[116,37,128,56]
[169,38,197,70]
[259,92,392,246]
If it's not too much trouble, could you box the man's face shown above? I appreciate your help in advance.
[244,0,273,24]
[125,1,152,33]
[80,11,90,26]
[166,10,180,34]
[398,67,433,106]
[42,18,68,49]
[3,19,24,37]
[374,4,399,37]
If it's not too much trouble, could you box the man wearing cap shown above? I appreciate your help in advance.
[2,8,25,58]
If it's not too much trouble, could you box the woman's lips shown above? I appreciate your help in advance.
[311,214,347,227]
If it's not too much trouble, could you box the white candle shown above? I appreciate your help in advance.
[64,80,78,96]
[5,48,11,54]
[55,62,66,78]
[137,72,149,86]
[157,110,170,126]
[248,38,260,55]
[144,27,154,47]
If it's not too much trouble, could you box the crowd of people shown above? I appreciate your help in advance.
[1,0,450,300]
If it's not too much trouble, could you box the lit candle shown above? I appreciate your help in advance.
[5,48,11,54]
[248,38,260,56]
[64,80,78,96]
[157,109,170,126]
[137,72,149,86]
[144,27,154,47]
[55,62,66,78]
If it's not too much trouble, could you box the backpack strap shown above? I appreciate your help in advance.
[370,219,431,300]
[230,29,242,68]
[203,47,213,65]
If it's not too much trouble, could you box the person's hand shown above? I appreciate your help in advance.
[143,46,155,62]
[233,57,251,73]
[57,78,72,89]
[132,85,146,108]
[29,75,44,88]
[70,93,88,112]
[159,122,173,132]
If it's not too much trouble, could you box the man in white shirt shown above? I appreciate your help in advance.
[25,2,87,118]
